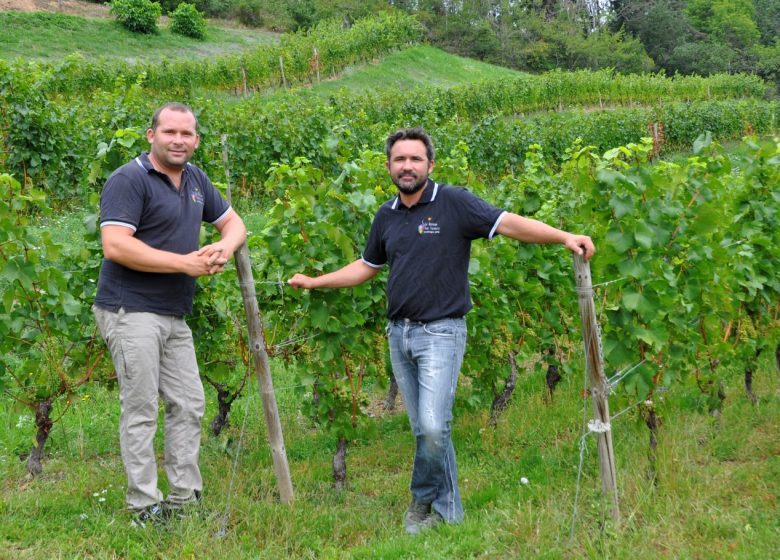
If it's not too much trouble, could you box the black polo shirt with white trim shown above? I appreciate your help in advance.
[362,179,505,322]
[95,152,231,316]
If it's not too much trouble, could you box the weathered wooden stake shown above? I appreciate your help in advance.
[572,254,619,526]
[221,136,294,504]
[234,244,294,503]
[279,56,287,88]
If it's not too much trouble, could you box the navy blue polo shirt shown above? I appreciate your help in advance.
[362,180,505,322]
[94,152,231,316]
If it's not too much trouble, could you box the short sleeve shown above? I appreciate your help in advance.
[198,171,230,224]
[99,170,144,231]
[450,187,504,240]
[361,210,386,268]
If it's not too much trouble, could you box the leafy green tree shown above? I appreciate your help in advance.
[686,0,761,73]
[754,0,780,46]
[687,0,760,50]
[610,0,693,70]
[754,40,780,85]
[500,11,652,73]
[668,41,736,75]
[286,0,316,31]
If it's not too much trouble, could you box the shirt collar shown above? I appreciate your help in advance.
[135,152,191,177]
[391,179,439,210]
[135,152,154,173]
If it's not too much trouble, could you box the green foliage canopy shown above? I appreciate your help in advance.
[110,0,163,34]
[169,2,208,39]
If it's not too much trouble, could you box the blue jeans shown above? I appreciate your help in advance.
[387,317,467,523]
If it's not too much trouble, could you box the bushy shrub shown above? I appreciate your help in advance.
[158,0,232,17]
[233,0,264,28]
[110,0,162,34]
[169,2,207,39]
[287,0,315,31]
[194,0,235,19]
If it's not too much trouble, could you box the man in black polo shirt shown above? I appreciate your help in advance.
[289,127,594,534]
[93,102,246,526]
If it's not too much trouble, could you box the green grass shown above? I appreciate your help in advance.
[0,11,278,62]
[234,44,527,108]
[2,350,778,558]
[304,45,525,95]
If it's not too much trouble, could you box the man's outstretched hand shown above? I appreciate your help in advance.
[564,234,595,262]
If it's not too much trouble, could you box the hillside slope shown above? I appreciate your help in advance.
[303,45,524,96]
[0,6,278,61]
[0,0,108,17]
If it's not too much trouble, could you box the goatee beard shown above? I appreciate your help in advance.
[394,176,428,195]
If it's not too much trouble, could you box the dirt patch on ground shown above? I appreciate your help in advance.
[0,0,110,17]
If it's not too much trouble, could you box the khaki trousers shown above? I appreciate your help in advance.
[94,306,205,510]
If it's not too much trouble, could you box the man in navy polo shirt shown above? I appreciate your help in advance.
[289,127,594,534]
[93,102,246,526]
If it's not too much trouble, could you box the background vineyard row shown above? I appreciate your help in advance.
[1,56,774,207]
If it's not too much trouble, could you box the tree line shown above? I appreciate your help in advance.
[93,0,778,84]
[407,0,779,83]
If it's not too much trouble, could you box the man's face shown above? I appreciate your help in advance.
[387,139,434,195]
[146,108,200,172]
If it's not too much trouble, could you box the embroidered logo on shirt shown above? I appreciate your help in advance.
[418,216,440,235]
[190,187,205,205]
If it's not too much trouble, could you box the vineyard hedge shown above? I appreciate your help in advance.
[1,63,775,206]
[0,12,423,96]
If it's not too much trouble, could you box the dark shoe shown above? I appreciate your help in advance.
[131,503,169,528]
[163,489,202,519]
[404,499,432,535]
[420,509,444,531]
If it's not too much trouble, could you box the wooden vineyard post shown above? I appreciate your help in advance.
[572,254,619,526]
[234,244,295,503]
[279,56,287,88]
[221,136,294,504]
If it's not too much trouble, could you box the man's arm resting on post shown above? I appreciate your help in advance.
[101,226,214,277]
[199,210,248,273]
[101,210,247,278]
[288,259,380,290]
[496,212,595,261]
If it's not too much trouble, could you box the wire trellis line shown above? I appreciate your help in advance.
[591,277,628,289]
[611,396,650,423]
[608,359,647,389]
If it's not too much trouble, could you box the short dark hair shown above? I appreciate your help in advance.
[151,102,197,131]
[385,127,435,162]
